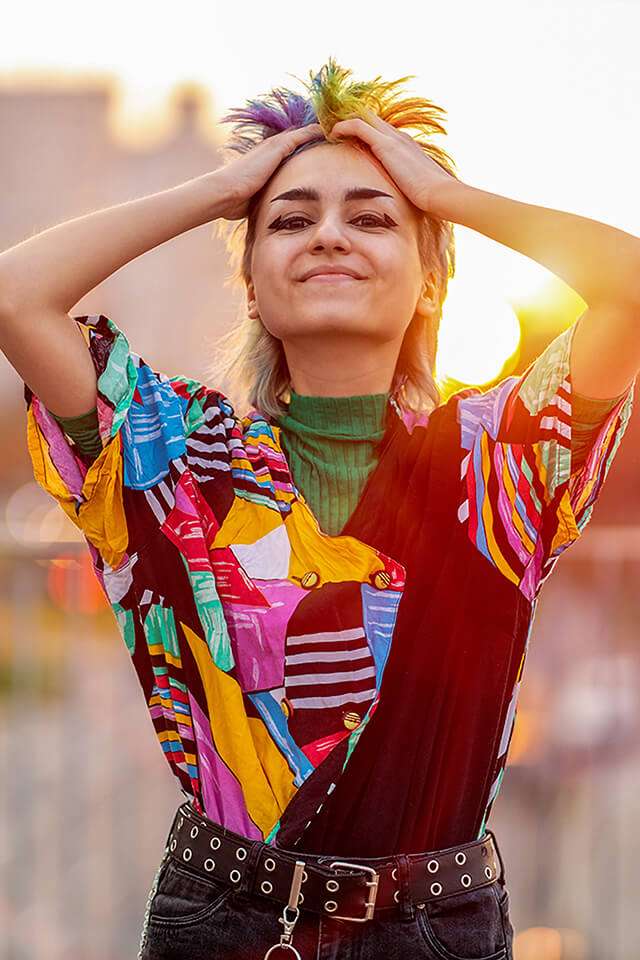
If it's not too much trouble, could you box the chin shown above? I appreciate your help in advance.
[300,315,370,335]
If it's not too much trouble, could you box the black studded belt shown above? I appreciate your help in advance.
[164,801,505,924]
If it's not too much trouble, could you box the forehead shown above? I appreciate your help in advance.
[262,141,413,214]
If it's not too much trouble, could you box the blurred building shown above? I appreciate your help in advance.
[0,76,239,497]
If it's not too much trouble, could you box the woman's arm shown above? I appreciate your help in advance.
[327,113,640,400]
[428,178,640,399]
[0,121,323,418]
[0,170,230,417]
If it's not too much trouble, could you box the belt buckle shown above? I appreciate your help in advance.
[327,860,380,922]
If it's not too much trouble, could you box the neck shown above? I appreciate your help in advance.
[283,332,403,397]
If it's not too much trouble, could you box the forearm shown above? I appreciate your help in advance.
[0,170,229,315]
[429,178,640,309]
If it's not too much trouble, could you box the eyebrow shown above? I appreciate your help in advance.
[269,187,394,203]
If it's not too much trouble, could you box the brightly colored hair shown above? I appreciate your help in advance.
[208,57,459,421]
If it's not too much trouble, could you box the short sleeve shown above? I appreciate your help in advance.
[23,313,235,571]
[456,319,636,598]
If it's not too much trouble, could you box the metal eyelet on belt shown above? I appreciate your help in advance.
[393,890,400,903]
[230,869,241,883]
[455,852,467,865]
[261,880,273,894]
[427,859,439,873]
[326,879,340,892]
[204,859,216,872]
[324,900,338,912]
[210,837,221,850]
[236,847,247,861]
[430,882,442,895]
[485,866,493,879]
[183,848,192,862]
[264,858,276,872]
[170,838,177,852]
[461,874,472,887]
[190,826,199,839]
[391,867,398,880]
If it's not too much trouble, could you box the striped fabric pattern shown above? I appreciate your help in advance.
[284,625,377,711]
[457,320,635,600]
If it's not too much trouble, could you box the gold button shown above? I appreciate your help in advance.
[372,570,391,590]
[343,711,361,730]
[301,571,320,589]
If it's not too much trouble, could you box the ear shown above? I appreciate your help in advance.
[246,278,260,320]
[415,272,438,319]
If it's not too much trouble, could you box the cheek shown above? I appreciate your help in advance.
[377,249,421,292]
[252,242,298,286]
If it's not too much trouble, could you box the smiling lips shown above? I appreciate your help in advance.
[304,273,361,282]
[299,265,366,281]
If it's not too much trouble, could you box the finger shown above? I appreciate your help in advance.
[272,123,324,156]
[272,123,322,143]
[360,108,389,130]
[289,123,324,147]
[364,113,412,143]
[332,117,383,142]
[356,111,414,145]
[294,123,323,136]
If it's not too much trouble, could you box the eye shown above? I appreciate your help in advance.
[355,215,388,228]
[268,213,395,231]
[270,216,310,231]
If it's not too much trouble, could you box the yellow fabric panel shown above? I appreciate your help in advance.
[246,716,297,814]
[212,495,283,547]
[27,406,128,569]
[550,487,581,555]
[478,431,519,587]
[76,434,128,569]
[285,498,386,585]
[212,487,386,586]
[26,405,84,530]
[182,621,285,835]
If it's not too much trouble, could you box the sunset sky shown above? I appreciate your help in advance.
[2,0,639,383]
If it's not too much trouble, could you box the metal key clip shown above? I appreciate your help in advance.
[263,860,306,959]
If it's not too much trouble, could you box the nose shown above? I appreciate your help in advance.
[305,215,352,253]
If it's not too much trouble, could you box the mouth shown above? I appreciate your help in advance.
[303,273,359,283]
[302,274,364,283]
[299,264,367,282]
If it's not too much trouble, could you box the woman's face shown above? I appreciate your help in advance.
[247,141,428,349]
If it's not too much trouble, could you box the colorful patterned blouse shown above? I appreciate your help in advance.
[23,313,635,857]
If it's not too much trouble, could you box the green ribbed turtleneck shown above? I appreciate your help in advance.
[276,389,390,536]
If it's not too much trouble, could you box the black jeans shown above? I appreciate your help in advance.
[138,823,514,960]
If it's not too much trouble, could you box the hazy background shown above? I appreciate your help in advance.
[1,1,639,957]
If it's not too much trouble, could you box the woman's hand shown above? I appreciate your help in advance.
[330,110,460,215]
[212,124,325,221]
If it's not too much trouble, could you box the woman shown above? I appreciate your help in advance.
[1,58,637,960]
